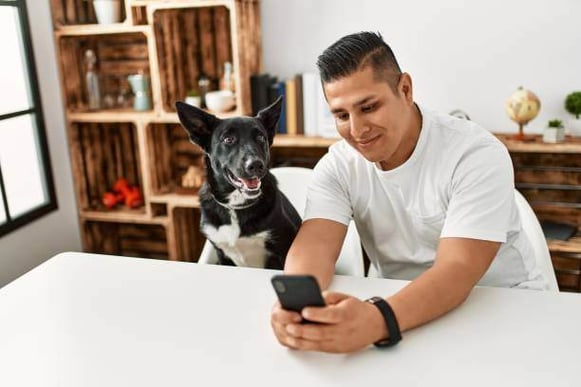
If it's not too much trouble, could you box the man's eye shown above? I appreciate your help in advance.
[223,136,236,145]
[335,113,349,121]
[362,104,375,113]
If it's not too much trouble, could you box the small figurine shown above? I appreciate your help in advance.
[181,165,205,190]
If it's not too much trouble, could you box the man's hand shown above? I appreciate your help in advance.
[270,292,388,353]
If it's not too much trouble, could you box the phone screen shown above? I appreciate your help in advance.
[271,274,325,313]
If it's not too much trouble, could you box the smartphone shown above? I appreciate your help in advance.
[271,274,326,313]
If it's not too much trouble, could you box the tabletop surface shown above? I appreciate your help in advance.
[1,252,581,387]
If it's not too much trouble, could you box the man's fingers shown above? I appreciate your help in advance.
[322,291,350,305]
[286,322,340,341]
[271,303,302,324]
[301,304,344,324]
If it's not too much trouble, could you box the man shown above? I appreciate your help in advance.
[270,31,549,354]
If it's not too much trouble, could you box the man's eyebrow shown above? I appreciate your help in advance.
[330,96,375,114]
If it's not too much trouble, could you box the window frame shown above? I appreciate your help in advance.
[0,0,58,238]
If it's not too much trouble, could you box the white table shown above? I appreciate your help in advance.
[1,252,580,387]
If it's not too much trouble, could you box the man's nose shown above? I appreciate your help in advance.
[350,114,371,139]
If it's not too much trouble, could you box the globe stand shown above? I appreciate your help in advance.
[512,122,535,142]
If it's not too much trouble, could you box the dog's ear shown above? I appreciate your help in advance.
[175,101,220,151]
[256,96,283,145]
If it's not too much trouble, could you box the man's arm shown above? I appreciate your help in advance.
[277,237,500,353]
[283,218,348,289]
[386,237,499,333]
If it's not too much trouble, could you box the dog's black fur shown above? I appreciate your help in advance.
[175,97,301,270]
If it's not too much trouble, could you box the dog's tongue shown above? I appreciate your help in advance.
[240,177,260,189]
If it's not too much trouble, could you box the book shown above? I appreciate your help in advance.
[541,221,578,241]
[301,72,319,137]
[250,73,272,115]
[315,75,338,138]
[285,78,298,135]
[294,73,304,135]
[271,80,286,134]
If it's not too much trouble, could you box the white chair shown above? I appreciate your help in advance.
[368,190,559,291]
[514,190,559,292]
[197,166,365,277]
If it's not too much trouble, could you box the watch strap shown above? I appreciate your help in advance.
[365,296,402,347]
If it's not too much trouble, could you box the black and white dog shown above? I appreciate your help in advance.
[175,97,301,270]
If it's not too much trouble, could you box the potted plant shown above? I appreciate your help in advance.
[91,0,122,24]
[543,119,566,143]
[565,91,581,136]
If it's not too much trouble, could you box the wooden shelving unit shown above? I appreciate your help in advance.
[494,134,581,292]
[51,0,261,261]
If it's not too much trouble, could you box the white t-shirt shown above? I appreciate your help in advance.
[304,106,548,290]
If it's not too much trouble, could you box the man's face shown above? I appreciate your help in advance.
[323,66,419,170]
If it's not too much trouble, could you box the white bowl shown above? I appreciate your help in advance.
[205,90,236,113]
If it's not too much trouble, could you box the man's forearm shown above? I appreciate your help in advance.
[283,219,348,289]
[387,259,487,333]
[284,252,336,289]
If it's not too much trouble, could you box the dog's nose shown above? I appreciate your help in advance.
[245,159,265,176]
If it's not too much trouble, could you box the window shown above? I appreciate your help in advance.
[0,0,57,237]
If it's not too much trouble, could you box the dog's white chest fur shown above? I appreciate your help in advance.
[203,210,270,268]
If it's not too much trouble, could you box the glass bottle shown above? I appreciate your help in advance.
[220,61,235,93]
[85,49,101,110]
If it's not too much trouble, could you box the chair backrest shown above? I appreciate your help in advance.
[514,190,559,292]
[198,167,365,277]
[369,190,560,291]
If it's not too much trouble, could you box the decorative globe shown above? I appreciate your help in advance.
[505,87,541,140]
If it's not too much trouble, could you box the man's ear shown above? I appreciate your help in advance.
[256,96,283,145]
[175,101,220,152]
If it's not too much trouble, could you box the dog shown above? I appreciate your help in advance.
[175,97,301,270]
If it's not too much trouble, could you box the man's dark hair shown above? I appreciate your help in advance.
[316,31,402,92]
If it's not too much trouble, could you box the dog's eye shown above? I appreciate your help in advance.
[222,135,237,145]
[257,134,266,143]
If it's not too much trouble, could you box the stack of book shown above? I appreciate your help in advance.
[250,72,338,138]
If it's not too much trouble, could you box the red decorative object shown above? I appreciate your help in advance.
[102,178,143,209]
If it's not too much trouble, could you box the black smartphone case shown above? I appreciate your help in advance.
[271,275,325,312]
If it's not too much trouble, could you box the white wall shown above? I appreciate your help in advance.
[0,1,81,288]
[261,0,581,134]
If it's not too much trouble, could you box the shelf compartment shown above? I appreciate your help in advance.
[153,6,233,113]
[69,122,144,213]
[146,123,205,196]
[131,4,148,25]
[50,0,128,27]
[172,207,205,262]
[58,32,150,112]
[83,220,169,259]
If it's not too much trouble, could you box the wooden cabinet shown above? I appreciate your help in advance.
[51,0,261,261]
[495,134,581,292]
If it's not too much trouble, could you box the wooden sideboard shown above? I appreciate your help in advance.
[495,134,581,292]
[273,134,581,292]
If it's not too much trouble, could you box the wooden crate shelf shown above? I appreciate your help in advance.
[58,32,150,112]
[83,220,169,260]
[171,207,205,262]
[50,0,128,27]
[149,1,260,115]
[69,122,144,213]
[146,123,205,196]
[152,6,234,113]
[80,210,167,225]
[51,0,262,262]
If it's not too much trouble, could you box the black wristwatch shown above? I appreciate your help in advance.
[365,296,402,347]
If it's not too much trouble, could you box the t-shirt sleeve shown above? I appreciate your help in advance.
[303,149,353,226]
[440,140,515,242]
